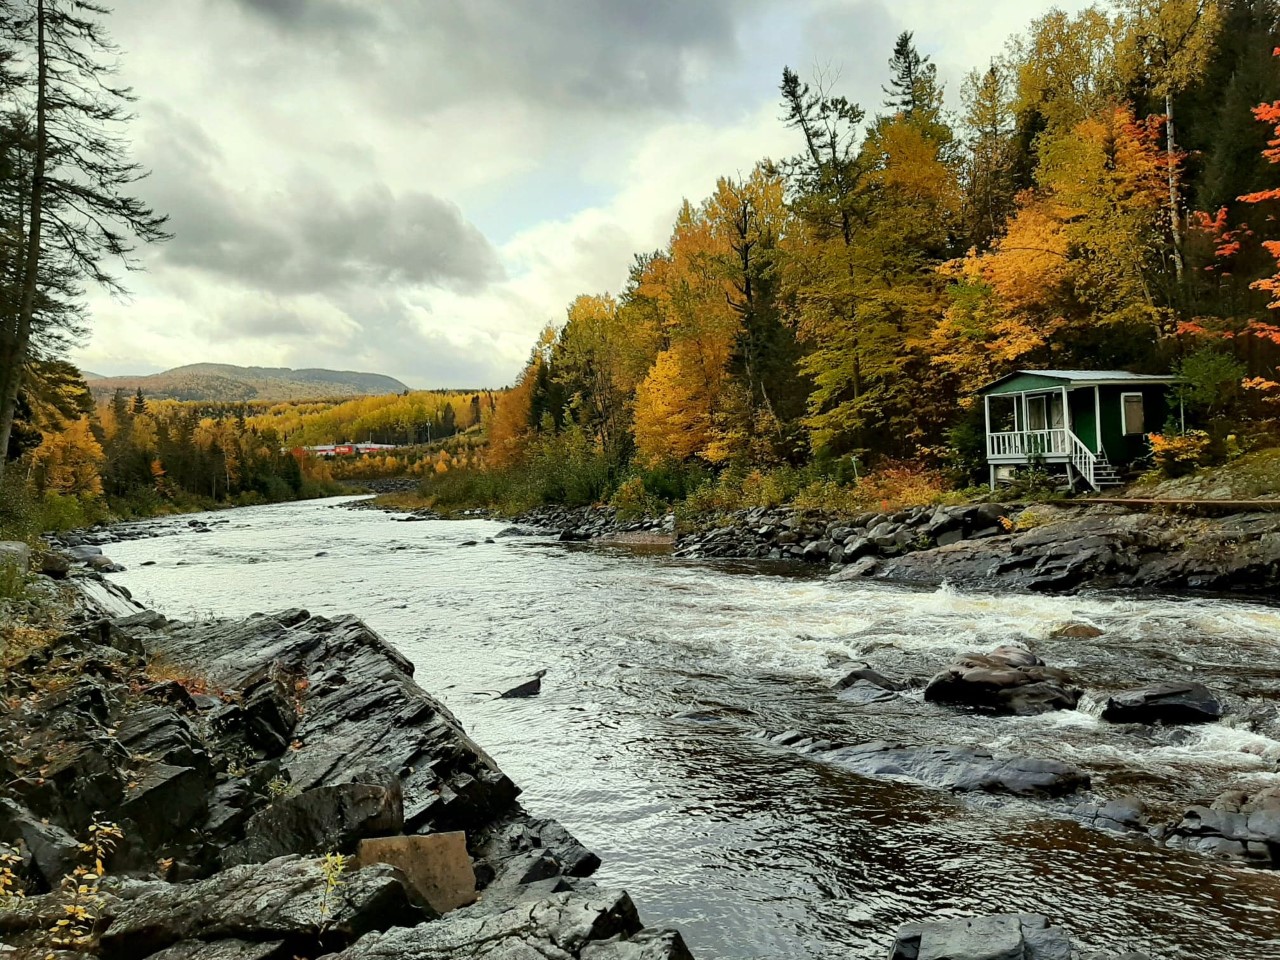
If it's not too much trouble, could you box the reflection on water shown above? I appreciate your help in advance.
[107,498,1280,959]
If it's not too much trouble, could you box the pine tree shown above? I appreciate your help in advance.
[0,0,169,484]
[884,31,932,115]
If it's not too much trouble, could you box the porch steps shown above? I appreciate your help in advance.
[1092,454,1125,488]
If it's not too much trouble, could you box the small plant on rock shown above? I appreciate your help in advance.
[266,775,292,801]
[0,843,24,908]
[51,818,123,950]
[317,851,350,928]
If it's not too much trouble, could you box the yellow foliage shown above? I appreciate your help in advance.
[32,417,104,497]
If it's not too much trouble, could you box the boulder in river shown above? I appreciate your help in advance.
[923,645,1081,715]
[888,914,1064,960]
[819,740,1089,797]
[498,670,546,699]
[1161,784,1280,864]
[1099,682,1223,724]
[888,913,1118,960]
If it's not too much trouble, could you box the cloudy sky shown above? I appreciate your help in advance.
[73,0,1088,389]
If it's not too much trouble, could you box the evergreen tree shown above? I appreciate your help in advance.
[0,0,169,484]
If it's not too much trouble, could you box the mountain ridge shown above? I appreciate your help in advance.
[83,363,412,402]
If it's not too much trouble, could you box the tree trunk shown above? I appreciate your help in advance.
[1167,92,1184,285]
[0,1,47,486]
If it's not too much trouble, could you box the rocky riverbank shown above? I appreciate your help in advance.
[675,501,1280,596]
[0,572,696,958]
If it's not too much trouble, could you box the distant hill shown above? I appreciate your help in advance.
[84,364,411,402]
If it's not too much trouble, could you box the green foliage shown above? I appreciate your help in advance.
[1174,347,1246,414]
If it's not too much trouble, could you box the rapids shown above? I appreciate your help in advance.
[104,498,1280,959]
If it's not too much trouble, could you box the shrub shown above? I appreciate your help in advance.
[1149,430,1211,477]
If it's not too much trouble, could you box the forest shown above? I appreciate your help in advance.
[416,0,1280,515]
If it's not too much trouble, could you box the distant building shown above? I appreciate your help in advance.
[297,443,399,458]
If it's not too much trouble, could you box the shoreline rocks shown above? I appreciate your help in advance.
[675,502,1280,597]
[0,583,693,959]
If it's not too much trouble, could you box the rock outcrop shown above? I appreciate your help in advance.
[0,590,692,959]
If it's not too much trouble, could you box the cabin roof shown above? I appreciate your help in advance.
[978,369,1181,394]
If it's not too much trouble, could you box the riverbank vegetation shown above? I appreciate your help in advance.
[0,378,505,540]
[406,0,1280,518]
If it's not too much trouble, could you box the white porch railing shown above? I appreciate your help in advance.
[987,428,1101,489]
[1067,431,1096,489]
[987,428,1069,458]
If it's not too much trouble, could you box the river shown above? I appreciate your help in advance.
[103,497,1280,959]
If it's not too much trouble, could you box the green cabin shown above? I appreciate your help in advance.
[977,370,1182,491]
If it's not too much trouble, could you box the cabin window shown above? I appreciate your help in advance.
[1121,392,1145,435]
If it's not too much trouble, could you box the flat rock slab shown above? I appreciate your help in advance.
[820,741,1089,797]
[889,914,1072,960]
[98,855,429,959]
[317,889,692,959]
[147,940,289,960]
[356,832,477,914]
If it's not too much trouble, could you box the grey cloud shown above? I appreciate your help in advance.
[136,110,503,295]
[224,0,767,114]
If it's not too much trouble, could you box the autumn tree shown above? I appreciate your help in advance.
[1118,0,1222,282]
[0,0,169,485]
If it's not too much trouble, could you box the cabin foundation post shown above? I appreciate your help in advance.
[989,463,997,491]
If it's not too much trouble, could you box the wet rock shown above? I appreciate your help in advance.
[224,772,404,866]
[86,553,126,573]
[1050,621,1103,639]
[581,929,697,960]
[497,670,546,699]
[474,815,603,885]
[820,741,1089,797]
[1072,797,1147,834]
[145,612,519,836]
[1163,785,1280,864]
[146,941,288,960]
[317,889,686,960]
[0,798,80,891]
[887,913,1073,960]
[98,855,429,959]
[1100,683,1223,724]
[923,646,1080,716]
[832,663,904,693]
[118,762,211,852]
